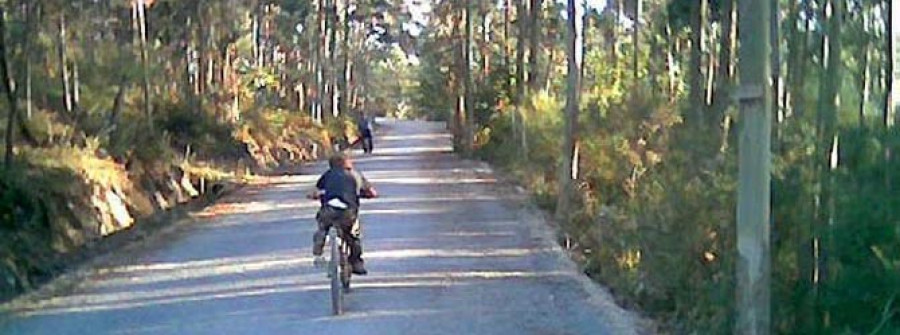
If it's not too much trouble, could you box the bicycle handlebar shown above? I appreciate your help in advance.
[307,189,378,200]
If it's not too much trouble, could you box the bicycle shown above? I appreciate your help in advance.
[310,190,377,315]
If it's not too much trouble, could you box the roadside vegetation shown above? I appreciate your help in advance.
[412,1,899,333]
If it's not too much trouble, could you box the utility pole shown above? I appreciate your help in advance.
[556,0,581,221]
[735,0,772,334]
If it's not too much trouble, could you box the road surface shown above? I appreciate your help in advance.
[0,120,643,335]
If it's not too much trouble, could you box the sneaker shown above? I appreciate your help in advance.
[313,256,327,268]
[350,261,368,275]
[312,231,325,256]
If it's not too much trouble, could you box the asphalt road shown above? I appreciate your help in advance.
[0,119,643,335]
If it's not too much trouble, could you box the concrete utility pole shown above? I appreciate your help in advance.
[735,0,772,334]
[556,0,581,221]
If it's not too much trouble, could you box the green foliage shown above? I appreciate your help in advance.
[158,101,246,160]
[476,77,735,332]
[786,127,900,334]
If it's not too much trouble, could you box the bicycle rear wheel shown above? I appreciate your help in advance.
[329,229,343,315]
[340,243,351,292]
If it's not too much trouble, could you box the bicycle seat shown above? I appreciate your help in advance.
[326,198,349,209]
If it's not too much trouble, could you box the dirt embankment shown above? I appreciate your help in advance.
[0,130,334,303]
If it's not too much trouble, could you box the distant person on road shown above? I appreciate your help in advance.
[309,154,377,275]
[357,112,375,154]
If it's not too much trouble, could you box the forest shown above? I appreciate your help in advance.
[411,0,899,333]
[0,0,897,334]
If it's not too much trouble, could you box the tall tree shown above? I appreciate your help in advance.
[859,8,872,127]
[463,0,474,156]
[514,0,528,156]
[713,0,736,115]
[527,0,543,91]
[888,0,899,127]
[1,6,17,168]
[813,1,844,329]
[58,12,73,116]
[632,0,641,79]
[688,0,709,126]
[135,0,153,130]
[771,0,782,124]
[315,0,328,123]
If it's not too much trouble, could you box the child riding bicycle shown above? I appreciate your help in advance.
[308,154,377,275]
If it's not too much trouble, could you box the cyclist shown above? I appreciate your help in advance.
[309,154,377,275]
[357,112,375,153]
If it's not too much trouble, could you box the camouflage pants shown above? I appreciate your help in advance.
[314,206,363,263]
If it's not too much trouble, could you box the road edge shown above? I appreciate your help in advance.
[471,159,657,335]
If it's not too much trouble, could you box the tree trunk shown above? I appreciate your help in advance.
[109,77,130,131]
[612,0,622,66]
[481,7,491,79]
[1,6,17,168]
[689,0,708,125]
[22,2,37,121]
[527,0,543,91]
[705,28,716,106]
[515,0,528,157]
[783,0,798,119]
[315,0,327,123]
[581,0,590,82]
[58,13,73,115]
[463,0,475,156]
[328,0,339,118]
[786,3,814,330]
[860,18,871,128]
[771,0,782,125]
[886,0,896,207]
[24,52,31,120]
[339,0,352,116]
[253,0,264,68]
[713,0,736,118]
[887,0,898,127]
[666,23,677,101]
[453,8,464,151]
[648,15,660,94]
[196,3,208,112]
[136,0,153,130]
[556,0,581,221]
[735,0,772,332]
[72,61,81,118]
[632,0,641,79]
[813,0,844,330]
[504,0,512,93]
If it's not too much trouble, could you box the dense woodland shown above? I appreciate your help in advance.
[411,0,900,333]
[0,0,897,334]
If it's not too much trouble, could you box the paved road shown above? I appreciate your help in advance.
[0,120,642,335]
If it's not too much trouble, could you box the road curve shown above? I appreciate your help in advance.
[0,119,644,335]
